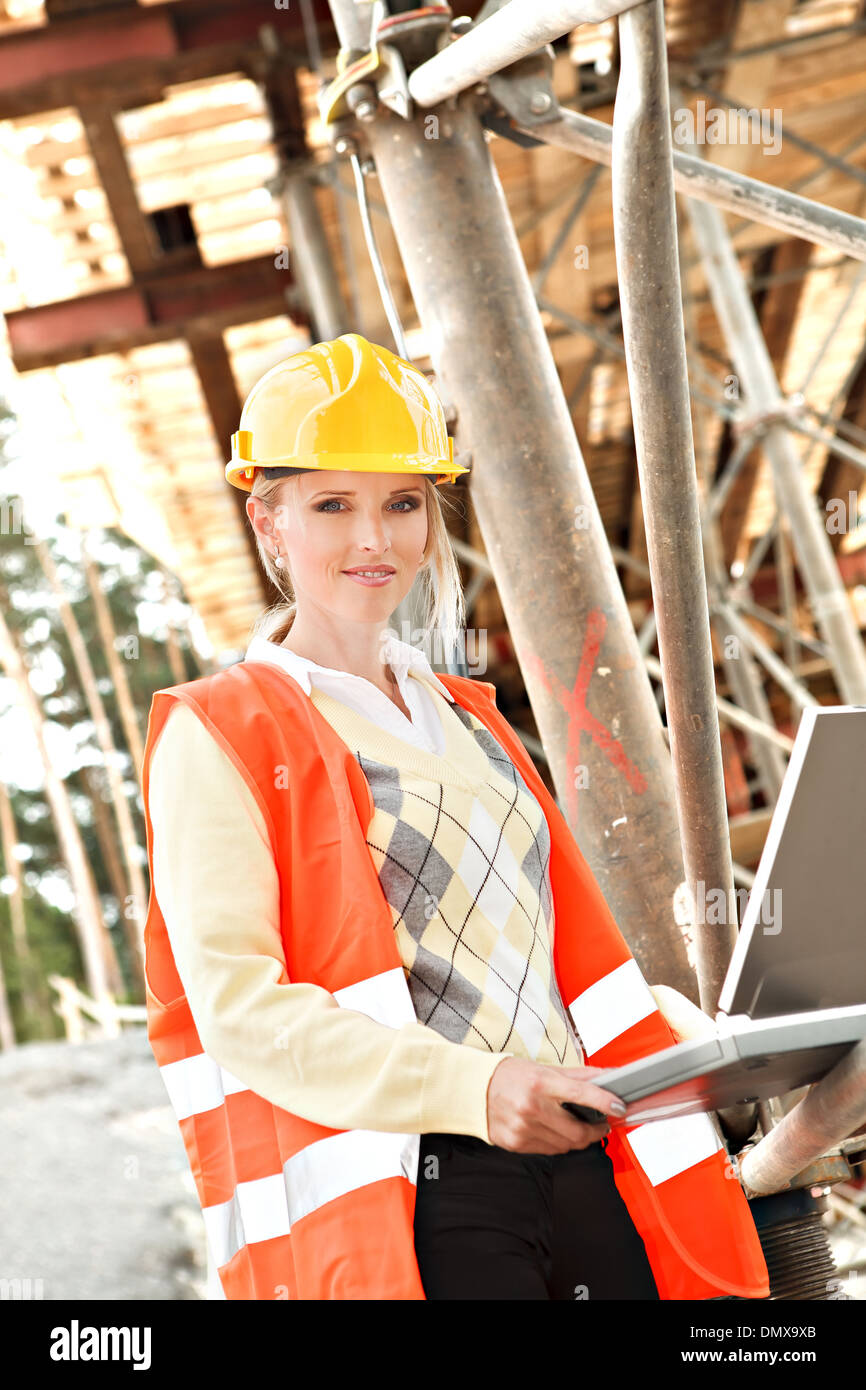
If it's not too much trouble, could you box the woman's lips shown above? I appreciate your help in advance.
[342,570,395,587]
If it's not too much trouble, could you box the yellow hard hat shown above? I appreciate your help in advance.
[225,332,470,492]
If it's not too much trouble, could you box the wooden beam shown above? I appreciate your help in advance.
[0,0,339,119]
[79,99,162,274]
[729,808,773,867]
[4,254,300,369]
[185,325,283,606]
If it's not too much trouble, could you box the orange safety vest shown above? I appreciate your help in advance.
[141,659,770,1301]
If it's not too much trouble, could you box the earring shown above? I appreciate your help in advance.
[273,548,284,569]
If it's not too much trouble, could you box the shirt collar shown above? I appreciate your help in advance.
[244,631,455,702]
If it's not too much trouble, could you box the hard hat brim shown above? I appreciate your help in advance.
[225,456,470,493]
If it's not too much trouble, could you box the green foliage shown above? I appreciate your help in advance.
[0,889,79,1042]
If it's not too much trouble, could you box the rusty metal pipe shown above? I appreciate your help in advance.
[611,0,739,1015]
[280,169,350,342]
[407,0,648,110]
[740,1040,866,1196]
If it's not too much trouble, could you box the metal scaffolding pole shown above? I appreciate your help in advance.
[706,540,789,805]
[788,415,866,475]
[406,0,647,109]
[521,106,866,263]
[709,630,787,800]
[728,594,828,663]
[279,164,351,342]
[325,2,697,999]
[681,236,790,804]
[683,196,866,705]
[644,655,795,754]
[712,601,820,714]
[611,0,738,1015]
[676,125,866,287]
[672,77,866,197]
[739,1040,866,1197]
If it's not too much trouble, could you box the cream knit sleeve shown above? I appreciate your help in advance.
[147,701,511,1144]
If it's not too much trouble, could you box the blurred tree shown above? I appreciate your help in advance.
[35,537,147,993]
[0,385,203,1040]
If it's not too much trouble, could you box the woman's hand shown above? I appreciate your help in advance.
[649,983,719,1042]
[486,1057,627,1155]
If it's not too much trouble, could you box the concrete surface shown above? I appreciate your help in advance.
[0,1028,207,1301]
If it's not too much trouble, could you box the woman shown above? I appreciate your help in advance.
[141,333,769,1302]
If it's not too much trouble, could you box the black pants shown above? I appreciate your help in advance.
[413,1131,660,1300]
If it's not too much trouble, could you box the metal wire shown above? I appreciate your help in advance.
[348,152,410,361]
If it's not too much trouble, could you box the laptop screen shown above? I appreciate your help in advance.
[717,705,866,1020]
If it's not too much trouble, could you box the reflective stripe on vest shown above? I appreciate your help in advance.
[154,961,423,1294]
[569,958,658,1055]
[200,1129,420,1271]
[567,957,724,1186]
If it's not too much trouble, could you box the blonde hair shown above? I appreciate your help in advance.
[247,472,467,659]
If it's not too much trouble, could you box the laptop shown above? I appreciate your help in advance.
[564,705,866,1127]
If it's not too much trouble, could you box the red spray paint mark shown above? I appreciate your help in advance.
[522,609,648,827]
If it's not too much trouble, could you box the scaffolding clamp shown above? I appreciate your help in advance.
[484,47,560,130]
[731,395,807,443]
[318,4,453,129]
[456,0,561,132]
[318,46,385,128]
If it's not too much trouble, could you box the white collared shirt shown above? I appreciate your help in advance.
[244,631,455,756]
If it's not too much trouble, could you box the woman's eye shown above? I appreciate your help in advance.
[315,497,419,513]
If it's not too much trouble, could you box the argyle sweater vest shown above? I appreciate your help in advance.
[308,679,584,1071]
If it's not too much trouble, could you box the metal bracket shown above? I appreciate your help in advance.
[466,0,561,130]
[478,109,546,150]
[737,1144,853,1200]
[485,45,561,129]
[376,41,412,121]
[376,2,452,117]
[319,2,560,134]
[318,3,453,126]
[318,45,383,126]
